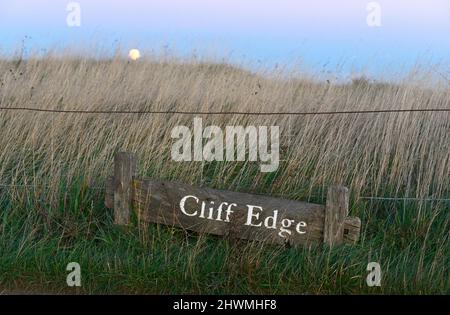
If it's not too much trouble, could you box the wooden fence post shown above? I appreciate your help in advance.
[324,185,349,247]
[114,152,137,225]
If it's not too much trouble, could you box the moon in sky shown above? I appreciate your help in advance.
[128,49,141,61]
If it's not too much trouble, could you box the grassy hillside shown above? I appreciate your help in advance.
[0,55,448,294]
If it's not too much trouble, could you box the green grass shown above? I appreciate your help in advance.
[0,57,448,294]
[0,183,448,294]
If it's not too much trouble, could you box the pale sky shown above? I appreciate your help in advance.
[1,0,449,77]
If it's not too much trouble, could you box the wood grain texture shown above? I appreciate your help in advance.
[105,173,361,246]
[324,186,349,246]
[113,152,137,225]
[343,216,361,244]
[133,178,326,246]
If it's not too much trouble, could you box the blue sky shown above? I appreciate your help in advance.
[1,0,449,78]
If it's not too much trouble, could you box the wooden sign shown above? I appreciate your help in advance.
[105,152,361,247]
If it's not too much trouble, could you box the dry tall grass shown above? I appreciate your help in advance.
[0,53,449,294]
[0,54,448,206]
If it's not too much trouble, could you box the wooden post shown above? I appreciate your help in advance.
[343,216,361,244]
[114,152,137,225]
[324,185,349,247]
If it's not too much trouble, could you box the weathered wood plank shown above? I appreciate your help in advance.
[324,186,349,246]
[105,153,362,247]
[133,178,326,246]
[105,177,361,246]
[113,152,137,225]
[343,216,361,244]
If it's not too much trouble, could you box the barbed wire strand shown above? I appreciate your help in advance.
[0,107,449,115]
[0,184,448,202]
[1,107,448,201]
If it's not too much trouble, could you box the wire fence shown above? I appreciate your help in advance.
[0,105,448,203]
[0,183,448,203]
[0,106,449,115]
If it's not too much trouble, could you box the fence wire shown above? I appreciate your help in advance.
[0,183,448,203]
[0,105,448,203]
[0,107,449,115]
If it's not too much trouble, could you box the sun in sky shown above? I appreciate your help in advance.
[128,49,141,61]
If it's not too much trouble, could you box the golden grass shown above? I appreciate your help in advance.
[0,54,448,206]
